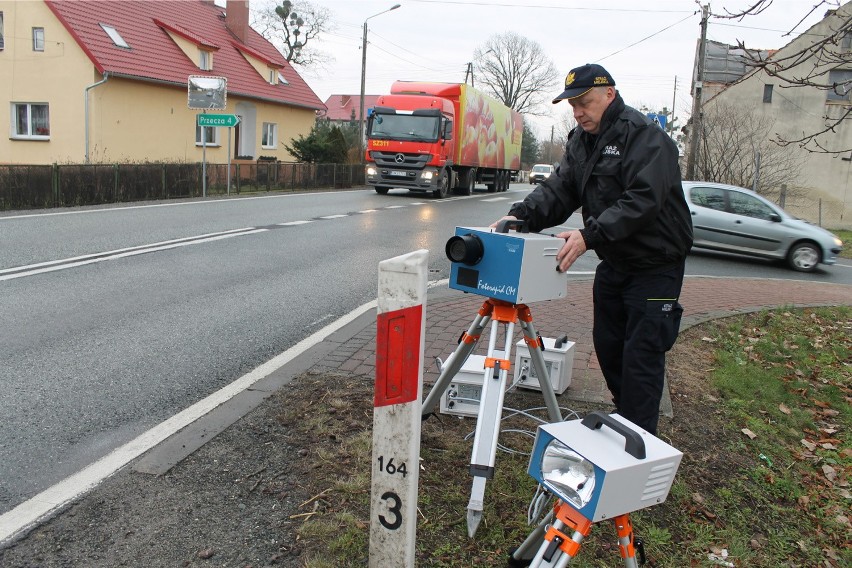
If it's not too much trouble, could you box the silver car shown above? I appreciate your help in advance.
[683,181,843,272]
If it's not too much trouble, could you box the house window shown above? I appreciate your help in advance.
[763,84,773,103]
[268,68,276,84]
[827,69,852,102]
[11,103,50,139]
[842,32,852,51]
[33,27,45,51]
[195,125,220,146]
[277,71,289,85]
[199,50,211,70]
[261,122,277,148]
[100,23,130,48]
[0,12,5,51]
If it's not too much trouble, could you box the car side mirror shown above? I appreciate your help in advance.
[770,214,782,222]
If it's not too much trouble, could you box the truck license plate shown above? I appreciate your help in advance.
[390,170,407,177]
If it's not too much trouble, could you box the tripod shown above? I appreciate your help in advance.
[508,500,645,567]
[421,298,564,537]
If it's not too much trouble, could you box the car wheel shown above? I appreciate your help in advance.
[787,241,821,272]
[375,186,390,195]
[433,170,449,198]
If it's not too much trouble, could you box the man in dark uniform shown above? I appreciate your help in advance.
[494,63,693,435]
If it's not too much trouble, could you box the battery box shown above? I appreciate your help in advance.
[439,353,507,418]
[513,336,575,394]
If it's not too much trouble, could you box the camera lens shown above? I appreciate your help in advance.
[445,234,484,265]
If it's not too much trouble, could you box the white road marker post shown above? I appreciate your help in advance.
[369,249,428,568]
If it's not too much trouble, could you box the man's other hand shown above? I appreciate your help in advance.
[555,230,587,272]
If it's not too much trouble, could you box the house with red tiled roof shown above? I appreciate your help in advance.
[322,94,381,124]
[0,0,325,164]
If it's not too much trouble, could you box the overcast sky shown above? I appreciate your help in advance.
[253,0,839,139]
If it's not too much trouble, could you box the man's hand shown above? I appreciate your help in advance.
[489,215,518,229]
[555,230,587,272]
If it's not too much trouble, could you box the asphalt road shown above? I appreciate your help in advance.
[1,184,849,515]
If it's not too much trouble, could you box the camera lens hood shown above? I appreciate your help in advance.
[445,234,484,265]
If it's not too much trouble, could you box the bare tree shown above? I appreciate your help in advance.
[251,0,334,69]
[697,102,805,193]
[714,1,852,153]
[473,32,559,116]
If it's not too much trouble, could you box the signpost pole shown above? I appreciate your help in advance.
[227,128,232,196]
[202,123,207,198]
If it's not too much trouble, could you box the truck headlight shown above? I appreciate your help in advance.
[420,171,434,180]
[366,166,377,176]
[540,439,595,509]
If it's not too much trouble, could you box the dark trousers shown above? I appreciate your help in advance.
[592,260,685,435]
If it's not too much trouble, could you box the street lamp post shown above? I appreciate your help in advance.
[359,4,401,162]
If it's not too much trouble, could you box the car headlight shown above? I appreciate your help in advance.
[834,237,843,247]
[540,439,595,509]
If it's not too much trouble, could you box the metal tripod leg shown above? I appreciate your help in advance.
[421,302,492,416]
[466,316,514,537]
[508,509,554,565]
[528,502,592,568]
[517,308,563,423]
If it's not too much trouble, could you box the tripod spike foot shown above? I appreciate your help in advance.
[466,508,482,538]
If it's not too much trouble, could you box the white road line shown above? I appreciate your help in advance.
[0,297,379,547]
[319,214,348,219]
[359,209,379,213]
[0,190,368,221]
[277,220,314,226]
[384,205,406,209]
[0,229,266,282]
[480,197,511,202]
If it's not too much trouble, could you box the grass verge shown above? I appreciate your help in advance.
[282,306,851,567]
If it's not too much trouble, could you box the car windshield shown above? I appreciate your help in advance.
[532,165,550,172]
[369,114,440,142]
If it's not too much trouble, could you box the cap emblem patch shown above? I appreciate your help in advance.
[565,71,575,87]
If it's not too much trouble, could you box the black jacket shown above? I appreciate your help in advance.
[509,93,693,273]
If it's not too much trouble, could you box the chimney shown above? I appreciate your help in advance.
[226,0,250,44]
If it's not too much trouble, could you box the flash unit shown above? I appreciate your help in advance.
[528,412,682,522]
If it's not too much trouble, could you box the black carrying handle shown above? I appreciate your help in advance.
[494,218,529,234]
[581,411,646,459]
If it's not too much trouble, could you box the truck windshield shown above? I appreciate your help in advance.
[369,114,440,142]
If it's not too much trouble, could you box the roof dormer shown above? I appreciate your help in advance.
[232,41,285,85]
[154,19,219,71]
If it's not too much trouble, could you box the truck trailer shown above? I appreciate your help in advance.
[364,81,523,198]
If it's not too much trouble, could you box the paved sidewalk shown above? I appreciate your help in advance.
[0,276,849,567]
[311,276,852,405]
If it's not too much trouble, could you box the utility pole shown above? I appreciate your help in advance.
[669,76,677,138]
[686,4,709,180]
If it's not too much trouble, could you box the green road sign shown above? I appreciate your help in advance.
[197,113,240,127]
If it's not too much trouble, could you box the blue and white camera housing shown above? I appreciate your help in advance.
[445,220,567,304]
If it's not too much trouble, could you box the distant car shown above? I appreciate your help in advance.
[529,164,554,184]
[683,181,843,272]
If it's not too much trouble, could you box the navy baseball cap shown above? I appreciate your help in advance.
[552,63,616,103]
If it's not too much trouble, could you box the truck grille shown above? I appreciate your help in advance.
[371,151,432,169]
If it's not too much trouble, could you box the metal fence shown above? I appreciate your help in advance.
[765,189,851,230]
[0,162,366,211]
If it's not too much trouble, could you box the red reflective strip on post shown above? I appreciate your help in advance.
[375,304,423,407]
